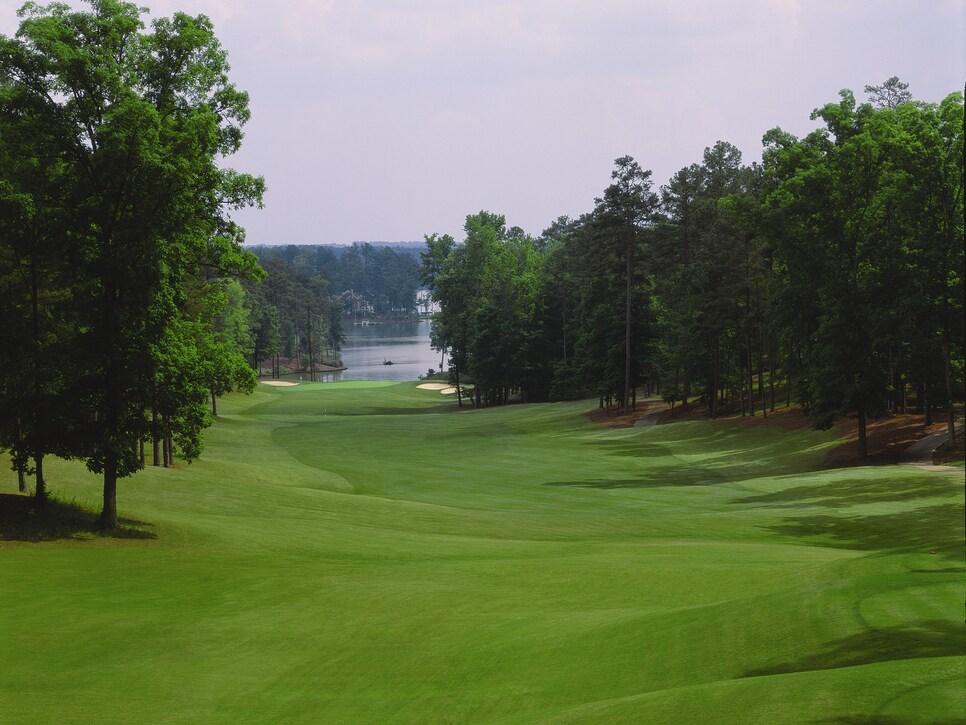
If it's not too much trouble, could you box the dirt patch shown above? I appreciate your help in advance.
[659,403,810,431]
[824,413,948,468]
[587,407,640,428]
[586,400,669,429]
[588,398,958,470]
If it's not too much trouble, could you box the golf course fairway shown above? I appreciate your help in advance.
[1,381,963,723]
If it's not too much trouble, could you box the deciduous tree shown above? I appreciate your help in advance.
[0,0,264,526]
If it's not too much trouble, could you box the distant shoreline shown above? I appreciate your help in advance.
[258,364,347,378]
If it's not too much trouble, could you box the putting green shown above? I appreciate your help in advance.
[1,381,963,723]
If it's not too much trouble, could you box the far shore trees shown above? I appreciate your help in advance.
[0,0,264,526]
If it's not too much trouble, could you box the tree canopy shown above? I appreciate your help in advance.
[422,81,963,456]
[0,0,264,526]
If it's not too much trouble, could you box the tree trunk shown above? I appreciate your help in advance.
[857,405,868,459]
[942,339,957,450]
[152,408,162,467]
[98,455,118,530]
[756,317,765,407]
[211,386,217,416]
[768,336,775,413]
[34,452,46,504]
[166,432,174,467]
[710,336,719,419]
[561,295,568,365]
[623,236,633,416]
[785,344,791,409]
[307,305,315,382]
[747,333,755,417]
[17,466,26,493]
[738,339,746,417]
[162,423,171,468]
[454,355,463,408]
[889,365,899,413]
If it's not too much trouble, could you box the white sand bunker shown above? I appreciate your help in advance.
[260,380,299,387]
[417,383,450,390]
[440,387,457,395]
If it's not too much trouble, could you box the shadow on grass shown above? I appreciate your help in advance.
[545,465,729,489]
[745,619,966,678]
[763,503,963,551]
[732,475,955,509]
[551,426,830,489]
[0,493,156,542]
[323,404,455,417]
[819,719,964,725]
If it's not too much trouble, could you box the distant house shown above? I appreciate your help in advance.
[416,289,439,316]
[337,289,373,317]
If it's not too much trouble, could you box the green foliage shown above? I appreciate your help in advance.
[764,86,964,446]
[422,160,662,408]
[0,0,263,525]
[249,242,423,320]
[421,80,961,448]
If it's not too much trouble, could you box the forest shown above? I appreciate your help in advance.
[423,78,964,460]
[241,242,423,377]
[235,243,425,383]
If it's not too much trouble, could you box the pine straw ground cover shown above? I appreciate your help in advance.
[1,382,963,723]
[621,399,962,467]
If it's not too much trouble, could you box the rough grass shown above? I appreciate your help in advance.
[1,382,963,724]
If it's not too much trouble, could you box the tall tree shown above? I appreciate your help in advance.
[579,157,659,413]
[0,27,85,500]
[864,76,912,110]
[761,86,963,456]
[0,1,264,526]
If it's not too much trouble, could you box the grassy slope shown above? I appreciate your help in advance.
[1,381,963,724]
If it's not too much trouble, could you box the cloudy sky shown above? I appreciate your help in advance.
[1,1,963,245]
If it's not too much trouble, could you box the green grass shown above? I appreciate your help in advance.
[1,381,963,724]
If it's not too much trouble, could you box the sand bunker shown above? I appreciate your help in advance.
[417,383,450,390]
[440,387,457,395]
[260,380,299,387]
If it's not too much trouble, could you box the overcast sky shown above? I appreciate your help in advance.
[2,1,964,245]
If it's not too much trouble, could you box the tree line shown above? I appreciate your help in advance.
[0,1,263,527]
[242,257,345,381]
[423,79,964,457]
[239,243,427,381]
[250,242,423,319]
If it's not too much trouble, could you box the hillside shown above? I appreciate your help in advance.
[1,382,963,723]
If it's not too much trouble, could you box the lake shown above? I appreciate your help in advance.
[320,319,443,382]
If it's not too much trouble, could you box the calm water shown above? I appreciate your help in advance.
[319,319,444,382]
